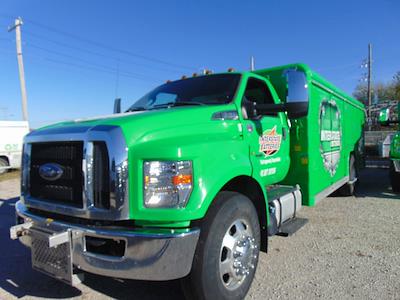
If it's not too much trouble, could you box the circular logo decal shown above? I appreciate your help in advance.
[39,163,64,181]
[259,126,282,156]
[320,100,341,176]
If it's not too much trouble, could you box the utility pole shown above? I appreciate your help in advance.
[8,17,29,122]
[367,43,372,122]
[250,56,255,71]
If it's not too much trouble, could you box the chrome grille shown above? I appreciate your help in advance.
[22,125,130,221]
[30,142,84,208]
[93,141,110,209]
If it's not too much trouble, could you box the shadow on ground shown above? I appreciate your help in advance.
[0,197,184,299]
[0,197,82,298]
[355,167,399,200]
[0,167,397,299]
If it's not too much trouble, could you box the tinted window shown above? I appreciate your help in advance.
[128,74,241,110]
[243,78,275,105]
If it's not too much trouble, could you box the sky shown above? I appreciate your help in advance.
[0,0,399,128]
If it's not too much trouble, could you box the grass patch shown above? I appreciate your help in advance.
[0,170,21,182]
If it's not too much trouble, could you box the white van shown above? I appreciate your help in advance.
[0,121,30,174]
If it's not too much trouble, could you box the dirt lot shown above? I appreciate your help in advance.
[0,167,399,300]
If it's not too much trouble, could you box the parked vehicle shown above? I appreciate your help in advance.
[10,63,365,299]
[379,103,400,192]
[0,121,29,174]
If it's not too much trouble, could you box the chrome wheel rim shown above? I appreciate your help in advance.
[219,219,257,290]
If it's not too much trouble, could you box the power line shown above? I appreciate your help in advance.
[0,46,161,83]
[24,30,186,74]
[23,17,196,71]
[317,62,360,72]
[26,42,160,81]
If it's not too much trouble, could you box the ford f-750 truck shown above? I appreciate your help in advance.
[10,64,365,300]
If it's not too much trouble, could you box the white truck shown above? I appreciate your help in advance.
[0,121,29,174]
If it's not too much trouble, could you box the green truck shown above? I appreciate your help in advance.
[10,63,365,299]
[379,103,400,192]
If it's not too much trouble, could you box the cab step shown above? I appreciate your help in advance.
[276,217,308,237]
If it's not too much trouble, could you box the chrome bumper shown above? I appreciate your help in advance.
[12,201,200,283]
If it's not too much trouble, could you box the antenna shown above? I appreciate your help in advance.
[250,56,255,71]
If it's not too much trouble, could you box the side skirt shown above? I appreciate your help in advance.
[314,175,349,203]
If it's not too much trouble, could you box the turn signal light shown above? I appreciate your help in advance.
[172,174,192,185]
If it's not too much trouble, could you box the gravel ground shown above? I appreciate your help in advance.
[0,167,399,300]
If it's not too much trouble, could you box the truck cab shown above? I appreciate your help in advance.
[10,64,364,300]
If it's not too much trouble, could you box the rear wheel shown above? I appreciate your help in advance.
[389,161,400,193]
[0,158,9,175]
[181,192,260,300]
[338,155,356,196]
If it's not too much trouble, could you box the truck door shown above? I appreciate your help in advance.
[240,76,290,187]
[320,97,344,181]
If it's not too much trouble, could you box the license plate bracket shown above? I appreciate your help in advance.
[30,228,83,286]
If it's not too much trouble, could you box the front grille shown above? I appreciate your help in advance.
[30,142,84,207]
[93,141,110,209]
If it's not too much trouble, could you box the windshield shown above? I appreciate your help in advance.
[127,74,241,111]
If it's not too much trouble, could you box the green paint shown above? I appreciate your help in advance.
[34,63,365,228]
[320,100,341,176]
[390,103,400,160]
[379,102,400,162]
[256,64,365,206]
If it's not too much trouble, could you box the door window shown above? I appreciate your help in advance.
[242,78,276,119]
[243,78,275,105]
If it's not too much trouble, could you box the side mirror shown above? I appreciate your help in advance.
[284,69,309,119]
[243,99,286,119]
[114,98,121,114]
[242,98,258,119]
[378,108,390,126]
[285,102,309,119]
[255,103,286,115]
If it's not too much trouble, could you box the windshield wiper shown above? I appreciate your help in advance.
[126,106,147,112]
[151,101,205,109]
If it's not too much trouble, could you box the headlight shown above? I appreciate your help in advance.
[143,160,193,208]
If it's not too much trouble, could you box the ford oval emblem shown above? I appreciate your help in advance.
[39,163,64,181]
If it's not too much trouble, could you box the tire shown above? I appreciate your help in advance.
[338,155,356,196]
[0,158,9,175]
[389,161,400,193]
[181,192,260,300]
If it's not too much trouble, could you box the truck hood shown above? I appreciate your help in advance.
[31,105,239,147]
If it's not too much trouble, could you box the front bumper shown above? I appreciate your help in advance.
[12,201,200,283]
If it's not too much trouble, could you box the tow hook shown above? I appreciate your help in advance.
[10,221,33,240]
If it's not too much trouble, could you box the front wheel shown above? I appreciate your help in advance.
[182,191,260,300]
